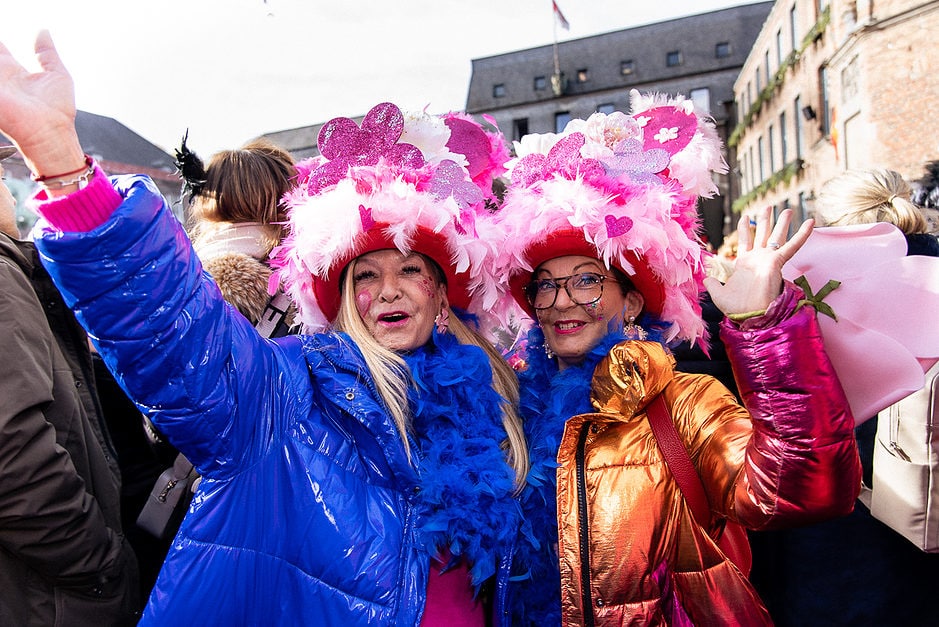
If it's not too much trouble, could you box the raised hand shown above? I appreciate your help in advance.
[0,30,84,179]
[704,207,814,317]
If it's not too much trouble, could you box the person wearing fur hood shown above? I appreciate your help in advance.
[181,138,297,332]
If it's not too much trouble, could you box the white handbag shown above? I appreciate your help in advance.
[859,362,939,552]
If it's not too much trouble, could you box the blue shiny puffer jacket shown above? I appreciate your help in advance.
[35,175,514,626]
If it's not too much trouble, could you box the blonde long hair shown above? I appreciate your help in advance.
[816,169,936,234]
[333,257,529,491]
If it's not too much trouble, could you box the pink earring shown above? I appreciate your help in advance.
[434,307,450,334]
[625,315,647,340]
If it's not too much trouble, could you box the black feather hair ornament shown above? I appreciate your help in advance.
[912,160,939,209]
[174,129,207,204]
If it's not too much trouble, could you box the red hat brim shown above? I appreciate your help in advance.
[508,228,666,319]
[312,223,472,322]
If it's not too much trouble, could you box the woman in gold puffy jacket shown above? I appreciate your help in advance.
[485,95,863,625]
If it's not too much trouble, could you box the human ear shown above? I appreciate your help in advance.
[624,290,644,319]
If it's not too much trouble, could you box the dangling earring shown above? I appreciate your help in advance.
[434,307,450,335]
[625,315,647,340]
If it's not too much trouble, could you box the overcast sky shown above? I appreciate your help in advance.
[0,0,753,155]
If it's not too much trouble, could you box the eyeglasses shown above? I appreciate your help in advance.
[524,272,614,310]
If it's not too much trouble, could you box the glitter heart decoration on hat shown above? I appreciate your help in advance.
[512,133,605,187]
[604,214,634,238]
[602,138,670,185]
[308,102,425,194]
[428,159,484,210]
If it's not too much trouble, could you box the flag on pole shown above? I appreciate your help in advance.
[553,1,570,30]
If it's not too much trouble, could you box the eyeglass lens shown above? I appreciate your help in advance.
[526,273,606,310]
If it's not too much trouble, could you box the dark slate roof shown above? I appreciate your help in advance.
[466,1,773,111]
[260,124,321,161]
[2,110,175,173]
[73,110,176,172]
[260,114,369,161]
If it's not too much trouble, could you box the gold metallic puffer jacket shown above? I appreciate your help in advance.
[555,304,861,626]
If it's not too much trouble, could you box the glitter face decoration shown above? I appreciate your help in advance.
[350,249,444,352]
[416,276,437,298]
[355,290,372,317]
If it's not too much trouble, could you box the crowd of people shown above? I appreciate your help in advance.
[1,30,937,626]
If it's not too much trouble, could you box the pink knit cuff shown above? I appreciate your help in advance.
[31,165,123,232]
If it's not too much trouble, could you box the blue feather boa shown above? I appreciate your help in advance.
[509,317,667,625]
[403,329,523,591]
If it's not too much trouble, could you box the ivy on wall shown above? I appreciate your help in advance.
[728,5,831,148]
[732,158,804,213]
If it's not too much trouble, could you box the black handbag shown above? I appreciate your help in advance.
[135,452,199,540]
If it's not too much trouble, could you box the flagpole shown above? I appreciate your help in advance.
[551,1,562,96]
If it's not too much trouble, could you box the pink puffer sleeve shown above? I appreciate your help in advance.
[720,284,862,528]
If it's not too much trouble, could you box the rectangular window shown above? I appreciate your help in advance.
[620,60,634,75]
[794,96,804,158]
[596,103,616,114]
[666,51,682,67]
[555,111,572,133]
[758,136,765,181]
[765,50,771,82]
[493,83,506,98]
[776,29,784,65]
[534,75,547,91]
[756,67,762,92]
[512,118,529,141]
[576,68,589,83]
[780,111,788,163]
[799,191,810,220]
[819,66,830,135]
[841,56,858,102]
[768,124,776,173]
[748,146,755,190]
[715,42,731,58]
[690,88,710,114]
[790,4,798,51]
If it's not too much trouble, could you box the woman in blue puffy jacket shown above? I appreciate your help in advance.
[0,32,528,626]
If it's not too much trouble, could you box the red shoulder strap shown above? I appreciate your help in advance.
[646,393,753,576]
[646,394,711,524]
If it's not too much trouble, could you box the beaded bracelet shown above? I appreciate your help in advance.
[32,155,95,189]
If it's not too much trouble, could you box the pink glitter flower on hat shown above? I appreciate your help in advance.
[426,159,484,211]
[601,138,670,185]
[306,102,425,194]
[511,132,605,187]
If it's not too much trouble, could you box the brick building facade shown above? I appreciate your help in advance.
[732,0,939,221]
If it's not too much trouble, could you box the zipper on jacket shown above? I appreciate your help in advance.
[576,421,596,627]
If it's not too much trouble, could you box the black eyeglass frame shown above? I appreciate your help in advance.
[523,272,616,310]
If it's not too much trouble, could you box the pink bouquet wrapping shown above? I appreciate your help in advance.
[782,223,939,423]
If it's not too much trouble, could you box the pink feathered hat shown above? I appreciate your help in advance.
[481,90,727,344]
[270,103,509,331]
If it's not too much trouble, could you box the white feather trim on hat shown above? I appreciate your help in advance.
[480,91,728,345]
[270,102,507,332]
